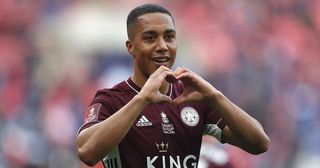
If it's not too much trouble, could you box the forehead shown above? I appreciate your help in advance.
[134,13,175,33]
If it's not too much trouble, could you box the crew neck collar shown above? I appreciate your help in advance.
[125,77,172,97]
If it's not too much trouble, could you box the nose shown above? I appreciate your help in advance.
[156,37,168,53]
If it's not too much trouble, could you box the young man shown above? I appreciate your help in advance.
[76,3,269,168]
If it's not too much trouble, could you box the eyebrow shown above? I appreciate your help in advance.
[142,30,157,36]
[141,29,176,36]
[164,29,176,34]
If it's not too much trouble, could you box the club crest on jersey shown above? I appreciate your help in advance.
[180,107,199,127]
[161,112,175,134]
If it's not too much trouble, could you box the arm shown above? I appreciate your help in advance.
[173,67,270,154]
[208,92,269,154]
[76,66,175,166]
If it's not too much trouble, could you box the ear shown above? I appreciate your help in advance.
[126,40,135,58]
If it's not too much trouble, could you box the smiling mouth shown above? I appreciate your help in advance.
[151,57,169,66]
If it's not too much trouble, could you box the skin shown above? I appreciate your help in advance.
[76,12,270,166]
[126,13,177,93]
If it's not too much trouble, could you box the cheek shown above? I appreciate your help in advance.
[136,55,152,70]
[169,45,177,62]
[137,59,158,77]
[169,43,177,54]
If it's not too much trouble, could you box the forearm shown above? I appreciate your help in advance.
[77,95,148,166]
[207,91,269,154]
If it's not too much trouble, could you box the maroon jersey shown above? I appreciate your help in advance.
[79,78,226,168]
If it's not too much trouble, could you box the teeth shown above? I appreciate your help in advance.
[153,58,168,62]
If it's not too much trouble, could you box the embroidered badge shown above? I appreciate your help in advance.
[85,103,101,123]
[161,112,175,134]
[180,107,199,127]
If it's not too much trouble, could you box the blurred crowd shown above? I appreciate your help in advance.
[0,0,319,168]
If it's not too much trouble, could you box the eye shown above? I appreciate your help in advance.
[165,34,175,42]
[143,34,156,42]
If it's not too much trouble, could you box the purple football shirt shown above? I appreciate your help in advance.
[79,78,226,168]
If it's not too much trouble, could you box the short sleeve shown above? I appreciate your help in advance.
[77,91,116,134]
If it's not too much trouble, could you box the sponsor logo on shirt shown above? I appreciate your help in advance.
[136,115,153,127]
[155,142,169,153]
[161,112,175,134]
[146,155,197,168]
[180,107,199,127]
[147,141,197,167]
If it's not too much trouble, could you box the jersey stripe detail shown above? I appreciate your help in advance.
[203,124,223,142]
[125,80,139,94]
[169,83,173,97]
[103,146,122,168]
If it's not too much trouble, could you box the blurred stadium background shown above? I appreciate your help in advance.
[0,0,319,168]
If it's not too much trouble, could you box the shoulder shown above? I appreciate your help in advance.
[98,79,133,95]
[91,80,133,105]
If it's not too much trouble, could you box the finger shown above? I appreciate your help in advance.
[145,70,175,88]
[165,74,178,83]
[174,67,188,76]
[158,70,175,81]
[175,72,192,81]
[150,66,173,79]
[173,95,188,105]
[176,69,202,83]
[158,94,173,103]
[176,67,200,78]
[175,67,197,80]
[146,67,174,85]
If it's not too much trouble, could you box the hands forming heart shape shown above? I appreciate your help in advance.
[140,66,218,105]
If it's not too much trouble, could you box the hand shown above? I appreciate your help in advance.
[173,67,220,105]
[139,66,176,104]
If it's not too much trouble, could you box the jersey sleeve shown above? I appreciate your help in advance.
[77,90,115,134]
[202,103,226,143]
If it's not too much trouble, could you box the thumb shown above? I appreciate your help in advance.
[158,95,173,103]
[173,95,187,105]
